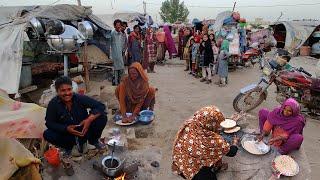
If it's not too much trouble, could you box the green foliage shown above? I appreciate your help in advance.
[159,0,189,23]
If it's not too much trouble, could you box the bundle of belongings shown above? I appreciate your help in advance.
[0,89,46,138]
[0,138,41,180]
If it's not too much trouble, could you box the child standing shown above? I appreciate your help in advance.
[217,50,230,87]
[190,39,199,75]
[200,34,214,84]
[209,33,219,75]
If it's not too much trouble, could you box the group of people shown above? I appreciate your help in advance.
[41,20,306,179]
[172,98,306,179]
[179,27,230,86]
[43,61,157,174]
[110,19,178,85]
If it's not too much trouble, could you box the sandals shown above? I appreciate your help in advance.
[61,157,74,176]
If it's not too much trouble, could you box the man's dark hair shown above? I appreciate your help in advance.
[133,25,141,31]
[121,21,128,27]
[54,76,72,91]
[281,55,291,62]
[113,19,122,27]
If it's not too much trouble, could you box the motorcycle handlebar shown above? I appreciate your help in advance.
[297,67,312,77]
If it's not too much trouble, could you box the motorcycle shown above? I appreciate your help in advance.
[241,47,263,67]
[233,53,320,115]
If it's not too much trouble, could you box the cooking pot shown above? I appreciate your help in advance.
[29,17,45,37]
[47,35,77,52]
[45,19,65,35]
[47,25,82,52]
[78,21,97,39]
[101,156,125,177]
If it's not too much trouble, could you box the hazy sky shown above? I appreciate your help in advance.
[2,0,320,22]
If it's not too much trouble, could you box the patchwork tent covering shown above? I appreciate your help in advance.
[272,20,320,54]
[0,4,112,94]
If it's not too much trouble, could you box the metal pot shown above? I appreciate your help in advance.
[45,19,65,35]
[78,21,97,39]
[101,156,125,177]
[29,17,44,37]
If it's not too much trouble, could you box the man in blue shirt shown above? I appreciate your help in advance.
[111,19,125,85]
[43,76,107,156]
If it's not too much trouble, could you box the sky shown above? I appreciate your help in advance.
[2,0,320,22]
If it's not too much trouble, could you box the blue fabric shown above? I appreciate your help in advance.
[128,38,142,63]
[45,94,106,133]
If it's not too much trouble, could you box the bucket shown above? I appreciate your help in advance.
[44,147,60,167]
[300,46,311,56]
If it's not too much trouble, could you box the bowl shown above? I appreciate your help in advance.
[139,110,155,125]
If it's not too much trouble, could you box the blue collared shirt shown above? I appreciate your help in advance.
[45,94,106,133]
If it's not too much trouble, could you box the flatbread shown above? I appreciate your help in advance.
[273,155,299,176]
[220,119,236,129]
[224,126,241,133]
[242,140,270,155]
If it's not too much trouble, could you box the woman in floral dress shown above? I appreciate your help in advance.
[172,106,239,180]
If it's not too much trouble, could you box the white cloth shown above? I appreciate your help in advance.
[202,67,212,80]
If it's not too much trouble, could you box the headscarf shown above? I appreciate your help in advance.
[122,62,149,104]
[268,98,305,135]
[163,25,178,54]
[172,106,230,179]
[129,31,142,48]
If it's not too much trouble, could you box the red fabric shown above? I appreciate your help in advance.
[69,54,79,64]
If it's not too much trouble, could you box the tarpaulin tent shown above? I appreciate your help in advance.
[0,4,112,94]
[212,11,233,33]
[271,20,320,54]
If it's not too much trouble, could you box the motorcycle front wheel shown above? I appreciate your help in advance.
[233,90,267,112]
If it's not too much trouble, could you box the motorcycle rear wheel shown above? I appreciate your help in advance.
[233,90,267,112]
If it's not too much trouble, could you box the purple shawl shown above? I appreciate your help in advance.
[268,98,305,135]
[163,25,177,54]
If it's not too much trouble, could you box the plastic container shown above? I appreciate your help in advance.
[138,110,155,125]
[44,147,60,167]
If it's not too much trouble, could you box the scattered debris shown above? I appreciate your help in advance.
[151,161,160,168]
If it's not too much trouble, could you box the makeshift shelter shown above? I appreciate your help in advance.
[0,4,112,94]
[271,20,320,55]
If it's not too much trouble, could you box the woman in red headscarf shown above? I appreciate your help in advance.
[143,27,157,72]
[115,62,156,123]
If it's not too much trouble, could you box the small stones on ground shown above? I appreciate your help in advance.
[151,161,160,168]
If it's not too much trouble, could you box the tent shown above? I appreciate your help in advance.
[0,4,112,94]
[271,20,320,54]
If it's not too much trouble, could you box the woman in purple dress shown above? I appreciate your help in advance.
[163,25,177,59]
[257,98,305,155]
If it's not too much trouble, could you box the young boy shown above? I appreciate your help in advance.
[111,19,125,85]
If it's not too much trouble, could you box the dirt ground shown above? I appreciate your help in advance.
[144,57,320,179]
[41,56,320,179]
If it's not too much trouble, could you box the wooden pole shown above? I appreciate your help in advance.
[143,1,147,15]
[77,0,82,6]
[83,42,90,91]
[232,1,237,12]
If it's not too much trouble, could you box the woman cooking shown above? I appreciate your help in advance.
[257,98,305,155]
[172,106,239,180]
[115,62,156,123]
